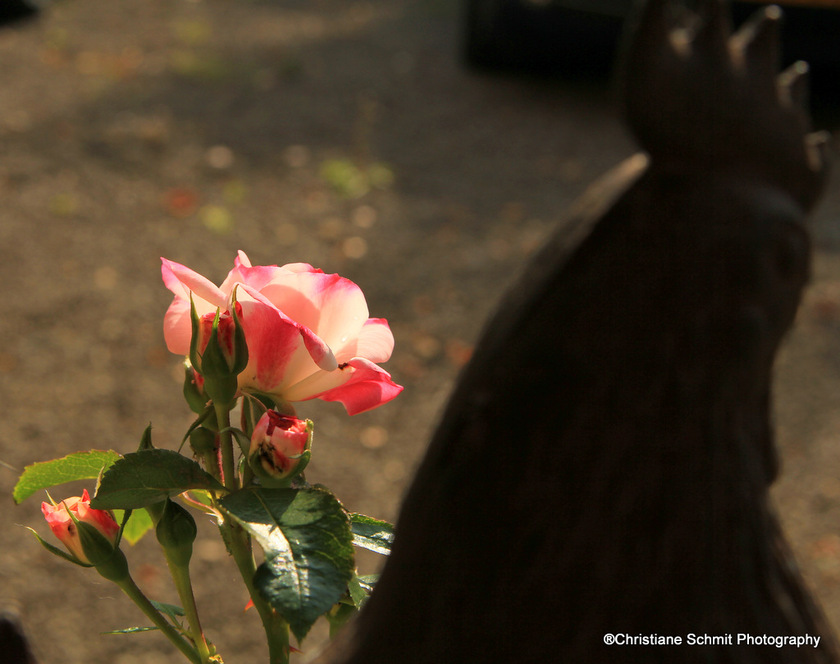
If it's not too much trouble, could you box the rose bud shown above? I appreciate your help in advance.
[41,489,120,565]
[155,499,197,568]
[249,411,312,484]
[188,295,248,407]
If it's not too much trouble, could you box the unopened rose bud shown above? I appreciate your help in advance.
[189,298,248,407]
[155,499,197,567]
[249,411,312,483]
[189,426,217,456]
[198,310,236,369]
[41,489,120,565]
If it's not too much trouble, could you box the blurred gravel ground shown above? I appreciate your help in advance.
[0,1,839,662]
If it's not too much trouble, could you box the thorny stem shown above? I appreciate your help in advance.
[224,518,291,664]
[214,402,239,492]
[215,398,291,662]
[116,574,202,664]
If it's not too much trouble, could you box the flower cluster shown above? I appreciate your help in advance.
[161,250,403,415]
[24,250,403,664]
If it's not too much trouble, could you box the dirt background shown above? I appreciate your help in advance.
[1,1,840,662]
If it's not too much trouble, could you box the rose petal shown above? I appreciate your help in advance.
[288,358,403,415]
[334,318,395,364]
[259,272,369,351]
[236,298,338,397]
[220,260,282,297]
[237,284,337,372]
[162,298,192,355]
[235,250,252,268]
[161,258,226,308]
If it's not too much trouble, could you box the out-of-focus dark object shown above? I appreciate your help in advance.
[0,610,37,664]
[463,0,840,76]
[317,0,835,662]
[0,0,39,26]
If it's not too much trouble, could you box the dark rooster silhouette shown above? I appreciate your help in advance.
[0,0,38,26]
[316,0,834,662]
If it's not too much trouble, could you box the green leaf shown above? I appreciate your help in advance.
[103,626,160,635]
[347,574,367,608]
[103,602,187,636]
[151,601,186,624]
[182,489,216,512]
[113,509,155,545]
[90,450,225,510]
[220,487,354,642]
[349,513,394,555]
[13,450,122,504]
[357,574,379,592]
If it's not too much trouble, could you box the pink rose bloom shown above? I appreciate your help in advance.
[41,489,120,564]
[161,251,403,415]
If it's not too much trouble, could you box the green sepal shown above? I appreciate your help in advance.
[179,405,216,453]
[188,294,202,373]
[71,517,126,581]
[155,499,197,567]
[229,286,249,375]
[241,394,267,436]
[200,308,239,406]
[93,547,130,583]
[227,426,252,458]
[183,362,208,414]
[138,424,154,451]
[244,391,296,418]
[247,450,311,489]
[248,420,313,487]
[25,527,92,568]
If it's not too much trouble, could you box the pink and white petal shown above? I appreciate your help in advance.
[161,258,226,308]
[236,300,310,394]
[220,256,286,296]
[334,318,395,364]
[304,358,403,415]
[237,283,337,372]
[236,299,338,398]
[282,366,351,404]
[163,298,194,355]
[235,250,252,268]
[280,262,323,274]
[312,275,371,349]
[260,272,369,350]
